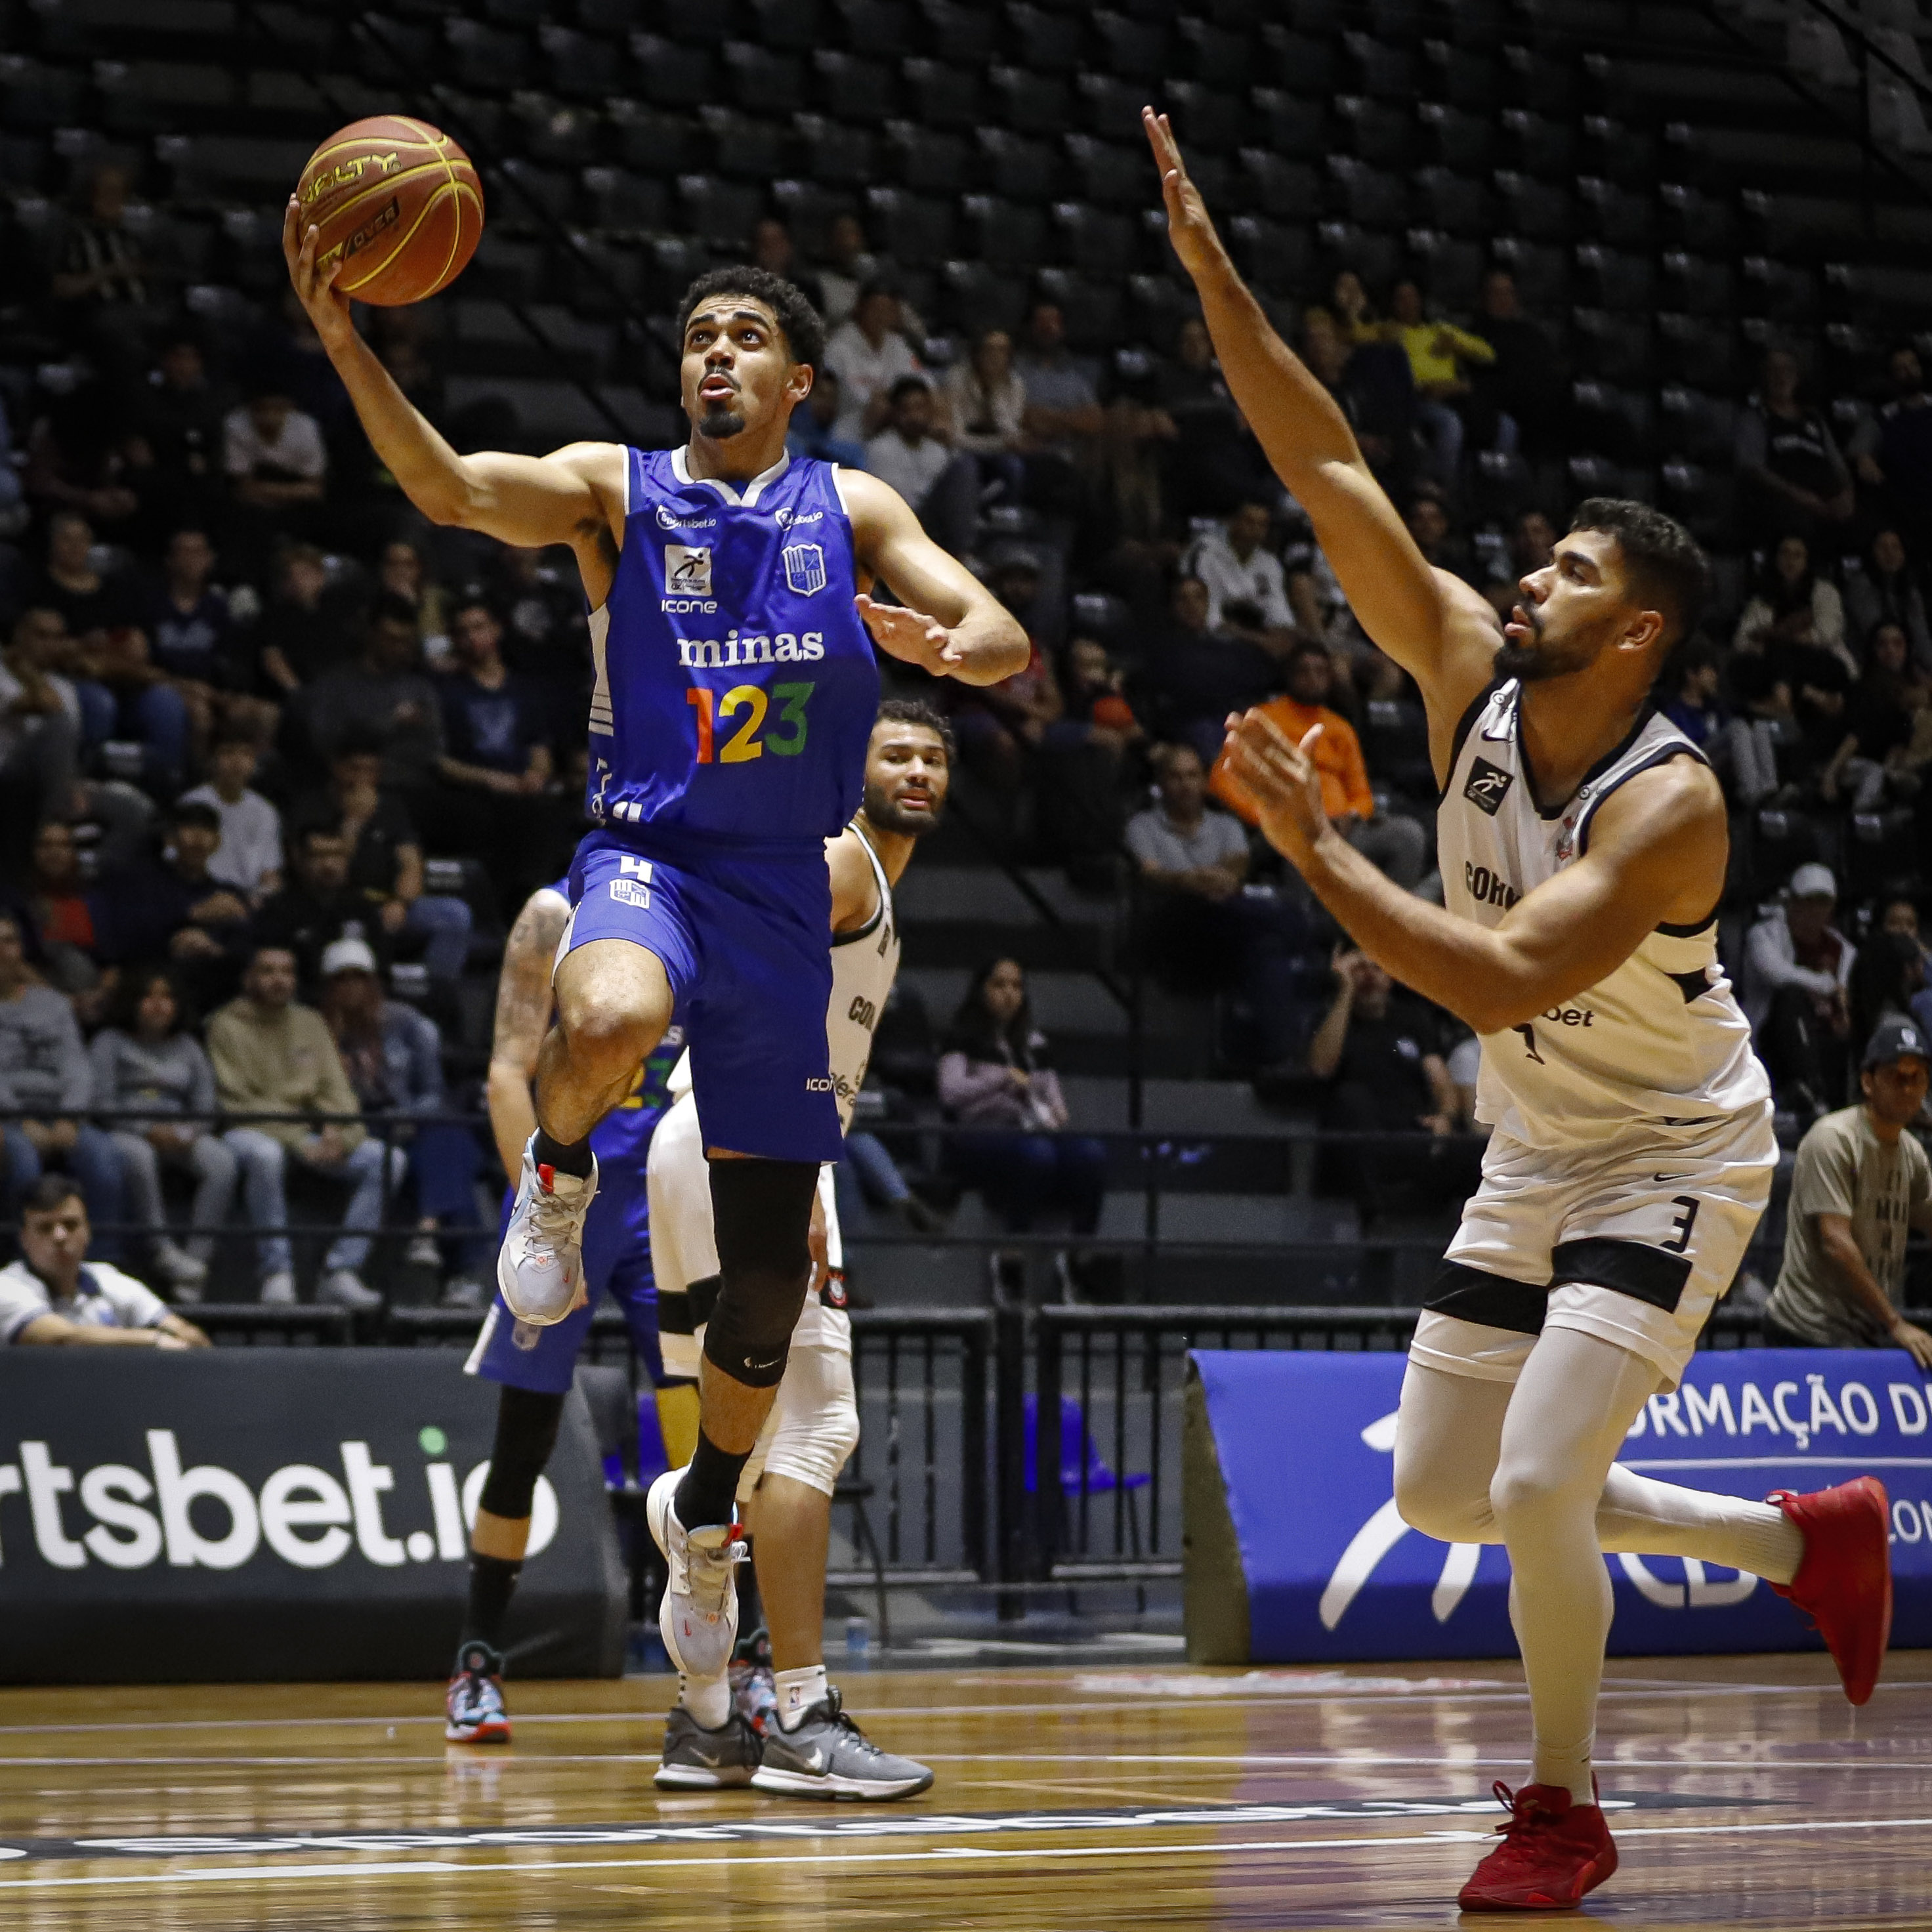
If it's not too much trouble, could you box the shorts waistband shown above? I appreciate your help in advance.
[581,824,826,870]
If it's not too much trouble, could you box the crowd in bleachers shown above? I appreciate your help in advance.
[1,0,1930,1299]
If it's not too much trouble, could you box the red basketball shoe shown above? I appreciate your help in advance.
[1768,1476,1893,1705]
[1457,1780,1618,1912]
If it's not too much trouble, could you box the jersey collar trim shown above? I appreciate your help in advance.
[671,445,792,508]
[1519,689,1659,821]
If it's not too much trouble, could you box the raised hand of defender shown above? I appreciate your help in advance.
[1143,106,1230,285]
[855,593,974,677]
[1225,707,1330,868]
[282,196,355,350]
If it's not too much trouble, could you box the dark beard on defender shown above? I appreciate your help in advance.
[864,782,942,837]
[697,403,746,438]
[1492,640,1550,681]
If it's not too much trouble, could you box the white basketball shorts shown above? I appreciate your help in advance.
[1411,1106,1776,1393]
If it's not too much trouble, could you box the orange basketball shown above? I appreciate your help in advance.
[295,116,483,306]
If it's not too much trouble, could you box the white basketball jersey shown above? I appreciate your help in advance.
[1437,681,1771,1149]
[825,823,899,1135]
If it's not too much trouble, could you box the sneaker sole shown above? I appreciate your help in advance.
[654,1761,757,1790]
[444,1723,511,1745]
[1458,1841,1617,1910]
[750,1765,934,1801]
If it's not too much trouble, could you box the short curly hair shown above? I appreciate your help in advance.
[677,266,826,371]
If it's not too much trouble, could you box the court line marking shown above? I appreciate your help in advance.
[1625,1456,1932,1469]
[2,1813,1930,1892]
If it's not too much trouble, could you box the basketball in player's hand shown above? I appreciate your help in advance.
[293,116,483,306]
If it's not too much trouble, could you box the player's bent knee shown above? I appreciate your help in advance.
[1393,1464,1490,1544]
[1488,1460,1584,1534]
[702,1158,820,1388]
[479,1386,567,1520]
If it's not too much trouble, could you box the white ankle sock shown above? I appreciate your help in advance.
[774,1664,828,1731]
[681,1672,731,1731]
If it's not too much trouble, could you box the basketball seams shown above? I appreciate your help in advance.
[338,184,455,296]
[308,158,465,238]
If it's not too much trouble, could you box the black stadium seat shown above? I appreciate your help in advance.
[1051,203,1137,280]
[900,57,981,131]
[1063,136,1146,211]
[721,41,805,115]
[884,122,969,196]
[1164,81,1247,154]
[629,35,715,108]
[958,194,1049,271]
[940,259,1032,337]
[1005,2,1086,74]
[991,66,1072,138]
[814,51,896,124]
[864,186,954,266]
[976,129,1058,202]
[833,0,912,56]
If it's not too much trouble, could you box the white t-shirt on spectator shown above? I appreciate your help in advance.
[1125,804,1250,876]
[862,428,952,508]
[1183,529,1293,630]
[823,322,921,444]
[179,784,284,893]
[0,1259,167,1345]
[222,404,326,482]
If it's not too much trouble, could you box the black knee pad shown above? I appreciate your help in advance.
[478,1385,566,1521]
[702,1158,820,1388]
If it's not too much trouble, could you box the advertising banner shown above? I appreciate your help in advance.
[1186,1348,1932,1664]
[0,1350,625,1683]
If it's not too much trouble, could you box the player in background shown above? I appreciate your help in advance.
[1148,110,1892,1912]
[441,883,693,1744]
[648,701,948,1799]
[285,217,1028,1690]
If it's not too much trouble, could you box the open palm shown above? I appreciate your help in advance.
[1142,107,1228,284]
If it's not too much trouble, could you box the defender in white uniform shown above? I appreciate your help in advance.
[1151,109,1891,1914]
[648,702,949,1800]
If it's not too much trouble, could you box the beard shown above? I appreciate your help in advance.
[696,402,746,439]
[864,782,942,837]
[1491,607,1588,684]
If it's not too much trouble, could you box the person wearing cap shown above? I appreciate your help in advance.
[1765,1013,1932,1364]
[1742,862,1857,1114]
[318,936,488,1307]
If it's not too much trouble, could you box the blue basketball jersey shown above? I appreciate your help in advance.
[585,446,879,851]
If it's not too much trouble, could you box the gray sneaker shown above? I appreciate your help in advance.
[654,1703,762,1790]
[750,1688,934,1801]
[318,1269,382,1311]
[259,1270,297,1305]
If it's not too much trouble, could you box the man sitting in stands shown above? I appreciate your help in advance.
[0,1174,207,1349]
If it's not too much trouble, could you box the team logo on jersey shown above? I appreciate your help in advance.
[665,545,712,595]
[1462,757,1514,816]
[782,542,827,596]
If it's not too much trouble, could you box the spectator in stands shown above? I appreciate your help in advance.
[304,594,446,799]
[863,376,977,559]
[20,820,96,990]
[1404,490,1484,589]
[1015,300,1105,488]
[318,936,487,1307]
[434,593,553,901]
[1744,863,1857,1117]
[293,738,472,983]
[1471,268,1566,457]
[90,799,251,1011]
[1845,530,1932,678]
[1135,574,1278,770]
[1765,1014,1932,1363]
[1733,534,1853,786]
[816,211,873,332]
[1310,946,1467,1220]
[786,366,868,471]
[180,732,282,901]
[253,818,388,992]
[1820,621,1925,811]
[824,284,922,446]
[137,335,227,529]
[1735,347,1855,547]
[0,608,84,830]
[944,550,1062,793]
[0,911,124,1254]
[1157,316,1256,522]
[943,327,1028,506]
[1381,278,1496,484]
[257,542,359,696]
[48,162,158,383]
[1660,637,1729,763]
[937,958,1107,1236]
[1301,306,1416,501]
[1483,508,1558,621]
[1181,500,1293,645]
[209,943,396,1310]
[0,1175,208,1349]
[33,511,142,646]
[1851,346,1932,558]
[1849,929,1926,1056]
[144,526,256,748]
[223,381,327,555]
[22,374,146,535]
[89,966,232,1298]
[1127,742,1314,1073]
[1034,636,1143,863]
[1212,640,1430,890]
[377,539,451,670]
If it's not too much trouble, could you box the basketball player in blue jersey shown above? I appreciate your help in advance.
[286,221,1029,1678]
[442,877,695,1745]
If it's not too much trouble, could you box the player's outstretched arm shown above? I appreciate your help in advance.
[284,201,624,580]
[486,886,570,1177]
[1225,709,1728,1034]
[1144,110,1496,738]
[841,469,1030,687]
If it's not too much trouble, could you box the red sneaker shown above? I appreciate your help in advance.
[1767,1476,1893,1705]
[1457,1781,1618,1912]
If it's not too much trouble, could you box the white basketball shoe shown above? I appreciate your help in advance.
[646,1468,746,1679]
[495,1137,598,1326]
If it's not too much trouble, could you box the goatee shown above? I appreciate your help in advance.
[1492,640,1554,682]
[698,404,746,440]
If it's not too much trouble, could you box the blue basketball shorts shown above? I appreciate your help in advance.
[465,1169,679,1395]
[560,830,842,1165]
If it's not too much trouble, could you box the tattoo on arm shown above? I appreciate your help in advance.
[492,897,568,1072]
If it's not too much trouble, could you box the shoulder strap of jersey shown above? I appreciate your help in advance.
[832,820,892,948]
[1574,715,1710,858]
[1437,677,1507,801]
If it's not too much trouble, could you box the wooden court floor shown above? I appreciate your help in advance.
[1,1653,1929,1930]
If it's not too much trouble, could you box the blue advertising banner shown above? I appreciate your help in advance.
[1190,1348,1932,1663]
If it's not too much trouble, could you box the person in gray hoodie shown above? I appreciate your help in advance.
[88,965,234,1297]
[0,911,124,1255]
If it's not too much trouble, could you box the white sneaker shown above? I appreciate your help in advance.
[152,1240,207,1292]
[495,1137,598,1326]
[440,1274,487,1310]
[646,1467,744,1679]
[407,1232,442,1269]
[318,1269,382,1311]
[259,1270,297,1305]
